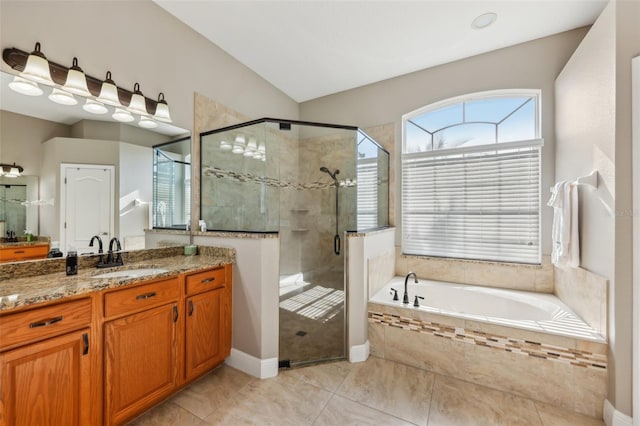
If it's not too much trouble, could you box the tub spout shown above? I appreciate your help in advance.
[403,272,418,304]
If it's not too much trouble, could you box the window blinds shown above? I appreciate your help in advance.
[402,142,541,264]
[357,158,378,230]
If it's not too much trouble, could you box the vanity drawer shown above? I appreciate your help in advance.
[185,267,227,296]
[104,277,180,318]
[0,244,50,263]
[0,298,92,350]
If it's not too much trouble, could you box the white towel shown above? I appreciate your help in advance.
[548,181,579,267]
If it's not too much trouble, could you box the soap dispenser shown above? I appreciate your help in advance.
[66,251,78,276]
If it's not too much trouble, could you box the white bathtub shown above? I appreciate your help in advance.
[371,276,605,342]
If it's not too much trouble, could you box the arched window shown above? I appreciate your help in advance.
[401,90,542,264]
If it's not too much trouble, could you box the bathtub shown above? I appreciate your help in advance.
[367,276,608,418]
[370,276,605,342]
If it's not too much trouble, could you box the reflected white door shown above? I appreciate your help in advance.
[61,164,114,254]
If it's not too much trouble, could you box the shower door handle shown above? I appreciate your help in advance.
[334,234,341,256]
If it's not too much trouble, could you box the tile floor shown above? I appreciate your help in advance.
[128,356,605,426]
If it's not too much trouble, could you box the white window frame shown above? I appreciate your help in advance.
[401,89,543,264]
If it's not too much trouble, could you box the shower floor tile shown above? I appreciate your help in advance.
[128,357,605,426]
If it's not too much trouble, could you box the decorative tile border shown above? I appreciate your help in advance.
[203,166,357,190]
[368,310,607,370]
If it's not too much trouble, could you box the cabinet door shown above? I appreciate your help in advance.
[0,328,91,426]
[104,303,179,425]
[185,285,227,381]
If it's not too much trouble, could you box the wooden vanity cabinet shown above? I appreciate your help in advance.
[184,266,232,381]
[0,244,49,263]
[102,277,181,426]
[0,298,94,426]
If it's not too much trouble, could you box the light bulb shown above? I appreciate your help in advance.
[112,108,134,122]
[8,76,43,96]
[82,99,108,114]
[48,88,77,105]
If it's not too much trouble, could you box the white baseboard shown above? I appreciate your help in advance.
[604,399,633,426]
[349,340,369,363]
[225,348,278,379]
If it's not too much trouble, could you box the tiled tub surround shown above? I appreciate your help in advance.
[0,246,236,311]
[396,251,555,293]
[369,292,608,419]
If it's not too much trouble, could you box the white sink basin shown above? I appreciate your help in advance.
[91,268,168,279]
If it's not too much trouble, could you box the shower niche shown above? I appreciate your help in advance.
[200,118,389,366]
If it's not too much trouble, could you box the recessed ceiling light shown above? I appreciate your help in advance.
[472,13,497,30]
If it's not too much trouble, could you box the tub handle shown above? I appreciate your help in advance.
[389,288,399,301]
[413,295,424,308]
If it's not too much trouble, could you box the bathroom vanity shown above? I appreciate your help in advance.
[0,251,233,425]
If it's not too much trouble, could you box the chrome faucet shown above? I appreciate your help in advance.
[89,235,104,266]
[105,237,124,267]
[403,272,418,304]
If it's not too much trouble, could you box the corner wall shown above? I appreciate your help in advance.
[555,0,640,417]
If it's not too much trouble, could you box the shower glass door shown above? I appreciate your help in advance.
[275,122,356,366]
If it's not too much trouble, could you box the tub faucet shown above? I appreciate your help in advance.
[403,272,418,304]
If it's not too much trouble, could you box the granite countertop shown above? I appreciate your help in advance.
[0,253,234,312]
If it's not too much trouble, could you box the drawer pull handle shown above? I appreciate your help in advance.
[82,333,89,355]
[13,250,25,254]
[29,316,63,328]
[136,292,157,300]
[188,300,194,316]
[173,305,179,323]
[201,277,216,284]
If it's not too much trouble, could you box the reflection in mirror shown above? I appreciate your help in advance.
[0,70,190,261]
[0,175,40,240]
[153,137,191,230]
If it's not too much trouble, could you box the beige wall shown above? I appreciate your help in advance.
[0,0,298,132]
[300,28,588,257]
[555,0,640,416]
[0,110,71,175]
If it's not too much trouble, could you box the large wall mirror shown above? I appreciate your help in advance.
[0,70,190,261]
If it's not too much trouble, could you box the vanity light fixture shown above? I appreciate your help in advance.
[127,83,148,116]
[0,163,24,178]
[112,108,134,123]
[153,93,172,123]
[220,140,233,151]
[19,42,54,86]
[62,57,91,97]
[82,99,108,114]
[8,75,43,96]
[96,71,122,107]
[3,44,174,128]
[48,87,77,105]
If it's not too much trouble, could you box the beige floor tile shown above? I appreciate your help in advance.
[535,402,605,426]
[427,375,542,426]
[283,360,354,392]
[170,364,254,419]
[313,394,415,426]
[336,356,434,426]
[202,372,331,426]
[127,401,206,426]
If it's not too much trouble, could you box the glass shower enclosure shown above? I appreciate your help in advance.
[200,119,389,366]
